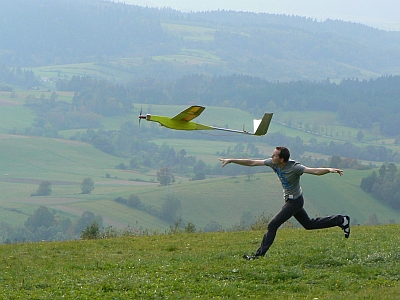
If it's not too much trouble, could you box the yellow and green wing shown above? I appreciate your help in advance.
[171,106,206,122]
[148,106,213,130]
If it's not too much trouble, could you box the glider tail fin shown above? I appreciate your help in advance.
[253,113,273,136]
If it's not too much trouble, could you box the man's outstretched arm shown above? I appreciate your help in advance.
[219,158,266,167]
[303,167,343,176]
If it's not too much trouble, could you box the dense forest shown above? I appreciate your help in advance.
[1,0,400,80]
[0,0,177,66]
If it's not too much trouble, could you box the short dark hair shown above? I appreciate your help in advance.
[276,146,290,162]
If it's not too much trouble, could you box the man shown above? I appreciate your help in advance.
[219,146,350,260]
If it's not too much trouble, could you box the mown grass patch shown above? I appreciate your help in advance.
[162,23,216,42]
[0,225,398,299]
[33,61,139,84]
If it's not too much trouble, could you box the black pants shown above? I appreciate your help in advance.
[255,195,344,256]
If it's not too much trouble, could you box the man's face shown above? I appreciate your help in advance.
[271,149,282,164]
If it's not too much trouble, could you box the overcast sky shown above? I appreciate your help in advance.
[118,0,400,30]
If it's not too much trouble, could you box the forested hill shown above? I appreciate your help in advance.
[1,0,400,80]
[0,0,178,66]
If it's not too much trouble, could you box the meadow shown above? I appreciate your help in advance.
[1,133,399,233]
[0,224,399,299]
[1,91,400,233]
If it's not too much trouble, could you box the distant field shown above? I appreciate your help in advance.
[33,61,138,84]
[0,91,35,134]
[0,134,399,233]
[274,111,398,156]
[105,104,400,157]
[152,48,221,66]
[0,98,399,232]
[162,23,216,42]
[150,138,276,165]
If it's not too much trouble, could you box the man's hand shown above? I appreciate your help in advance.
[218,158,265,167]
[304,167,343,176]
[329,168,343,176]
[218,158,230,167]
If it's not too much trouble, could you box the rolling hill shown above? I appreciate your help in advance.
[1,0,400,81]
[1,88,399,236]
[0,130,399,236]
[1,0,400,241]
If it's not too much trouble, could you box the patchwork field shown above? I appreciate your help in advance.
[0,93,399,233]
[0,133,399,234]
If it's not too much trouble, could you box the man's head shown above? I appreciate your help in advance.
[272,146,290,164]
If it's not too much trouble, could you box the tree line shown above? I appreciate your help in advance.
[115,192,182,224]
[0,65,40,88]
[0,207,104,244]
[54,74,400,137]
[361,163,400,211]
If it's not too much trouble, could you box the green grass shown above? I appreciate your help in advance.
[0,225,399,299]
[152,138,274,164]
[152,48,221,66]
[33,61,139,84]
[1,100,399,231]
[162,23,216,42]
[1,133,399,231]
[0,92,36,134]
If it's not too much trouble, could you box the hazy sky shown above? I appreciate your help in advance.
[117,0,400,30]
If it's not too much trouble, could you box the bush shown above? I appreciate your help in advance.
[80,221,100,240]
[203,220,222,232]
[31,181,52,196]
[81,178,94,194]
[160,193,181,223]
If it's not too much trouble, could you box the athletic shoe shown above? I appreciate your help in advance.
[242,254,259,260]
[342,215,350,238]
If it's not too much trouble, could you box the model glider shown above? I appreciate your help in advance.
[138,105,273,136]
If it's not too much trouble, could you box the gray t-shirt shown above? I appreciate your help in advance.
[264,158,306,200]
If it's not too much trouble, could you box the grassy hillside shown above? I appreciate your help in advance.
[0,225,399,299]
[1,95,400,232]
[0,135,161,228]
[0,92,36,134]
[0,134,399,235]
